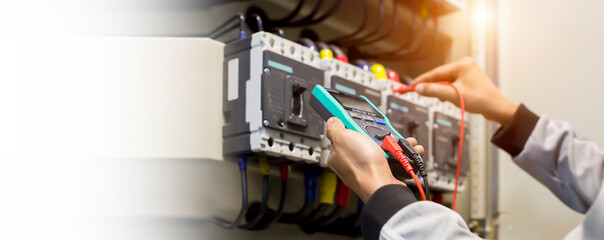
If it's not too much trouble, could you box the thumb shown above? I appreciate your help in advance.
[416,83,459,105]
[326,117,346,143]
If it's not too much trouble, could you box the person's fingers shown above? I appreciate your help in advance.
[326,117,346,143]
[414,145,425,157]
[415,83,460,105]
[326,150,337,171]
[411,61,461,85]
[405,137,418,146]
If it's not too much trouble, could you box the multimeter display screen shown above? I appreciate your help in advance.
[332,93,380,115]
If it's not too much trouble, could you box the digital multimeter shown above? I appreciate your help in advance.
[309,85,419,179]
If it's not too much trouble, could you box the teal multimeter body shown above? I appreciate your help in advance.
[309,85,419,179]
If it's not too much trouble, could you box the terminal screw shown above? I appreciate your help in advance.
[263,68,270,74]
[263,119,270,126]
[278,120,285,127]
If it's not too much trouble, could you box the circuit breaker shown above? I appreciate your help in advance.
[222,32,325,163]
[429,102,470,191]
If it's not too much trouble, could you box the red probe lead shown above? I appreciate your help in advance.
[381,135,427,201]
[392,82,465,211]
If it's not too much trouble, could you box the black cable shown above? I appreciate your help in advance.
[278,170,318,223]
[247,13,264,32]
[209,23,239,39]
[302,203,329,223]
[423,176,430,200]
[211,157,248,229]
[273,0,306,25]
[239,175,268,229]
[348,0,398,47]
[315,206,345,227]
[382,17,439,61]
[303,0,343,26]
[279,201,313,223]
[339,0,386,46]
[397,138,430,200]
[202,13,246,40]
[287,0,324,26]
[270,28,285,37]
[250,163,289,230]
[329,0,369,43]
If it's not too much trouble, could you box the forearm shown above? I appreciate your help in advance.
[492,104,604,212]
[361,185,479,240]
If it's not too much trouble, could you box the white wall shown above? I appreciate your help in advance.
[497,0,604,239]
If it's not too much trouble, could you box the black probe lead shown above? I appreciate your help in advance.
[397,138,430,200]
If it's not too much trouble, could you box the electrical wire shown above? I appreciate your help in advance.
[270,28,285,37]
[395,137,429,201]
[201,13,246,40]
[247,14,264,32]
[239,157,270,229]
[279,170,319,223]
[381,135,426,201]
[354,16,428,60]
[211,156,248,229]
[423,176,430,200]
[376,15,439,61]
[313,178,350,227]
[297,0,343,26]
[342,0,392,47]
[350,0,399,47]
[287,0,324,26]
[329,0,369,43]
[438,82,464,211]
[391,82,465,210]
[270,163,289,223]
[302,171,337,223]
[339,0,385,46]
[272,0,305,25]
[249,162,289,230]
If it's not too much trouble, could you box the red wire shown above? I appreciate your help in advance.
[390,82,465,210]
[409,171,427,201]
[381,135,427,201]
[434,82,464,211]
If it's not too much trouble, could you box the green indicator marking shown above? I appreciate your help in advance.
[390,102,409,113]
[268,60,293,73]
[334,83,357,95]
[436,118,453,127]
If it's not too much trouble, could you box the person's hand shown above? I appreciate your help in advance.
[325,117,425,203]
[412,57,519,126]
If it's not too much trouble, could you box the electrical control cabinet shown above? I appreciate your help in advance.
[221,32,471,191]
[222,32,325,163]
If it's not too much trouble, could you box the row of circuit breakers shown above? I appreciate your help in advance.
[222,32,470,192]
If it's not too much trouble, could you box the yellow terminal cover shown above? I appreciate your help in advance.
[319,171,337,204]
[370,64,388,80]
[320,49,334,59]
[259,156,270,176]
